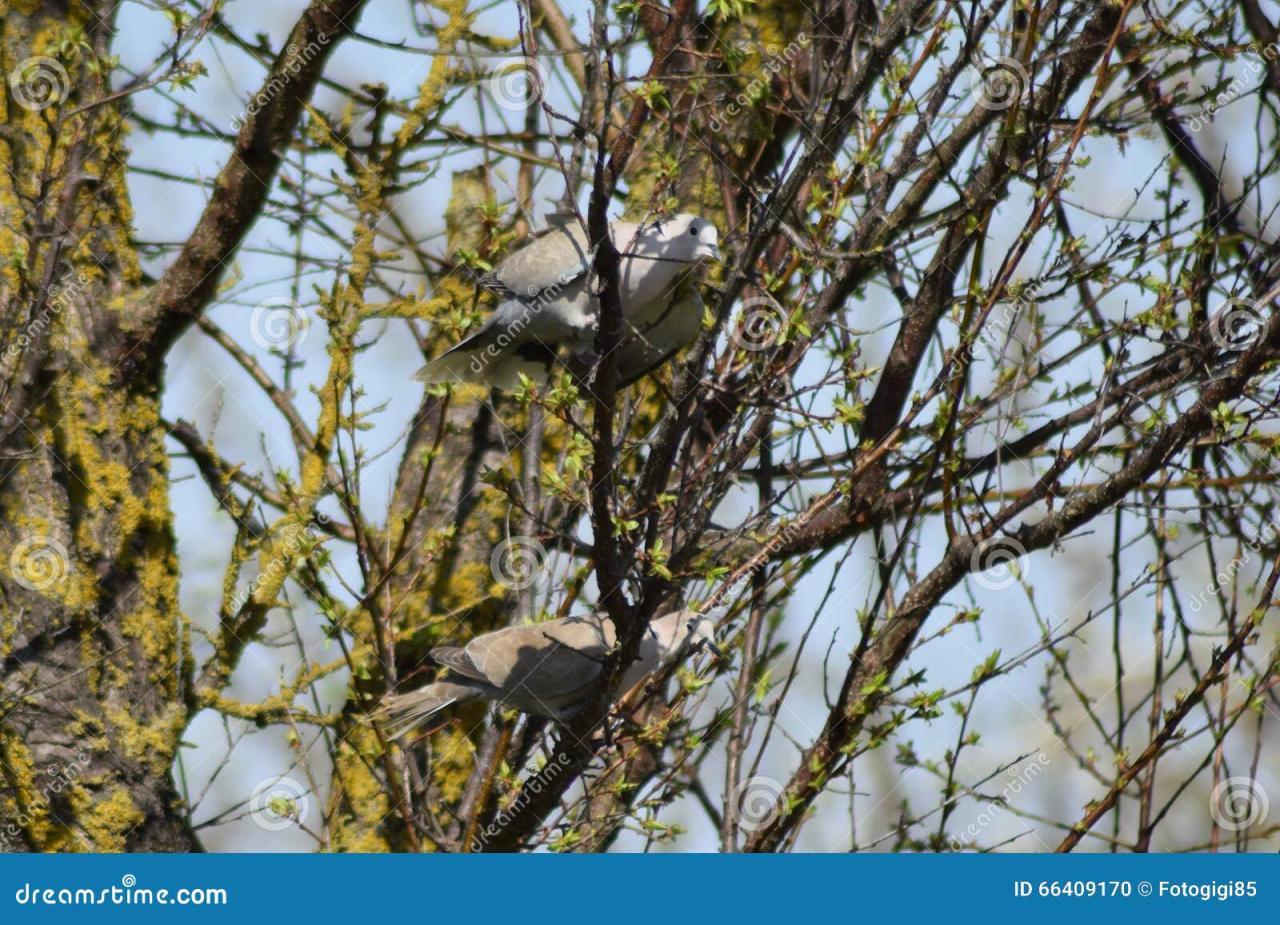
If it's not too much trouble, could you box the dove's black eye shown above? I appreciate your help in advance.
[689,225,698,236]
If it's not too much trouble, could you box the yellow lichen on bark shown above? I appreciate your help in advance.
[1,0,189,851]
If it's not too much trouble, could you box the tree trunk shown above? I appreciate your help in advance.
[0,0,197,851]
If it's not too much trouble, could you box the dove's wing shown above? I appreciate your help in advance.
[382,609,707,728]
[492,221,681,319]
[429,645,488,682]
[418,218,706,388]
[464,615,615,702]
[415,226,597,387]
[493,224,593,299]
[471,270,521,301]
[414,299,564,387]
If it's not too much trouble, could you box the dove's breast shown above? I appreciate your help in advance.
[617,247,691,314]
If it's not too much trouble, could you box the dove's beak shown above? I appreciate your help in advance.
[700,242,723,263]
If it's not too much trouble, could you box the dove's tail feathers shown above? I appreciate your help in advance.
[374,682,484,738]
[415,351,479,385]
[418,341,559,391]
[415,328,496,385]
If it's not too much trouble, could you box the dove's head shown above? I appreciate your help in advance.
[644,214,722,264]
[677,610,722,657]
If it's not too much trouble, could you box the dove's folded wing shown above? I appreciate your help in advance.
[493,224,593,300]
[418,215,714,388]
[465,615,614,702]
[429,645,487,681]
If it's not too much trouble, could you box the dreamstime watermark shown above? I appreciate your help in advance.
[713,507,816,606]
[469,751,571,850]
[953,750,1052,847]
[729,296,786,352]
[969,54,1029,112]
[1187,554,1248,614]
[973,279,1041,358]
[708,34,811,133]
[459,260,588,379]
[490,535,548,591]
[2,271,92,378]
[1210,776,1269,832]
[249,776,310,832]
[224,514,328,615]
[1207,297,1266,353]
[0,747,93,852]
[8,56,71,112]
[231,35,331,130]
[13,874,227,906]
[1187,504,1280,612]
[250,296,309,351]
[1186,42,1279,133]
[9,535,70,592]
[729,776,786,833]
[484,56,547,111]
[969,535,1028,591]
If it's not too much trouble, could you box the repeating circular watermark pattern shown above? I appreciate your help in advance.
[9,536,69,591]
[730,297,786,352]
[969,55,1029,112]
[969,536,1027,591]
[486,57,547,111]
[9,56,70,112]
[1210,776,1268,831]
[250,297,309,351]
[730,776,785,833]
[490,535,547,591]
[249,776,310,832]
[1208,298,1266,352]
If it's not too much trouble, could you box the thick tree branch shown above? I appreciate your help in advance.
[127,0,370,367]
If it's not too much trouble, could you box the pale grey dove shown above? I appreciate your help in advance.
[375,609,717,735]
[417,214,721,388]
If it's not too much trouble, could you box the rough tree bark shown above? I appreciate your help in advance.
[4,0,1278,855]
[0,0,366,851]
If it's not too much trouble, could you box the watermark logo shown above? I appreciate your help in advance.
[969,55,1028,112]
[730,297,786,352]
[729,776,785,833]
[250,296,309,351]
[486,57,546,111]
[232,35,330,130]
[469,752,571,850]
[969,536,1027,591]
[708,34,810,132]
[223,514,328,616]
[490,536,547,591]
[452,260,586,381]
[0,747,92,851]
[13,873,227,906]
[249,776,310,832]
[2,271,91,378]
[1207,297,1265,353]
[1186,42,1279,132]
[9,56,70,112]
[1210,776,1268,831]
[953,751,1052,847]
[10,536,70,591]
